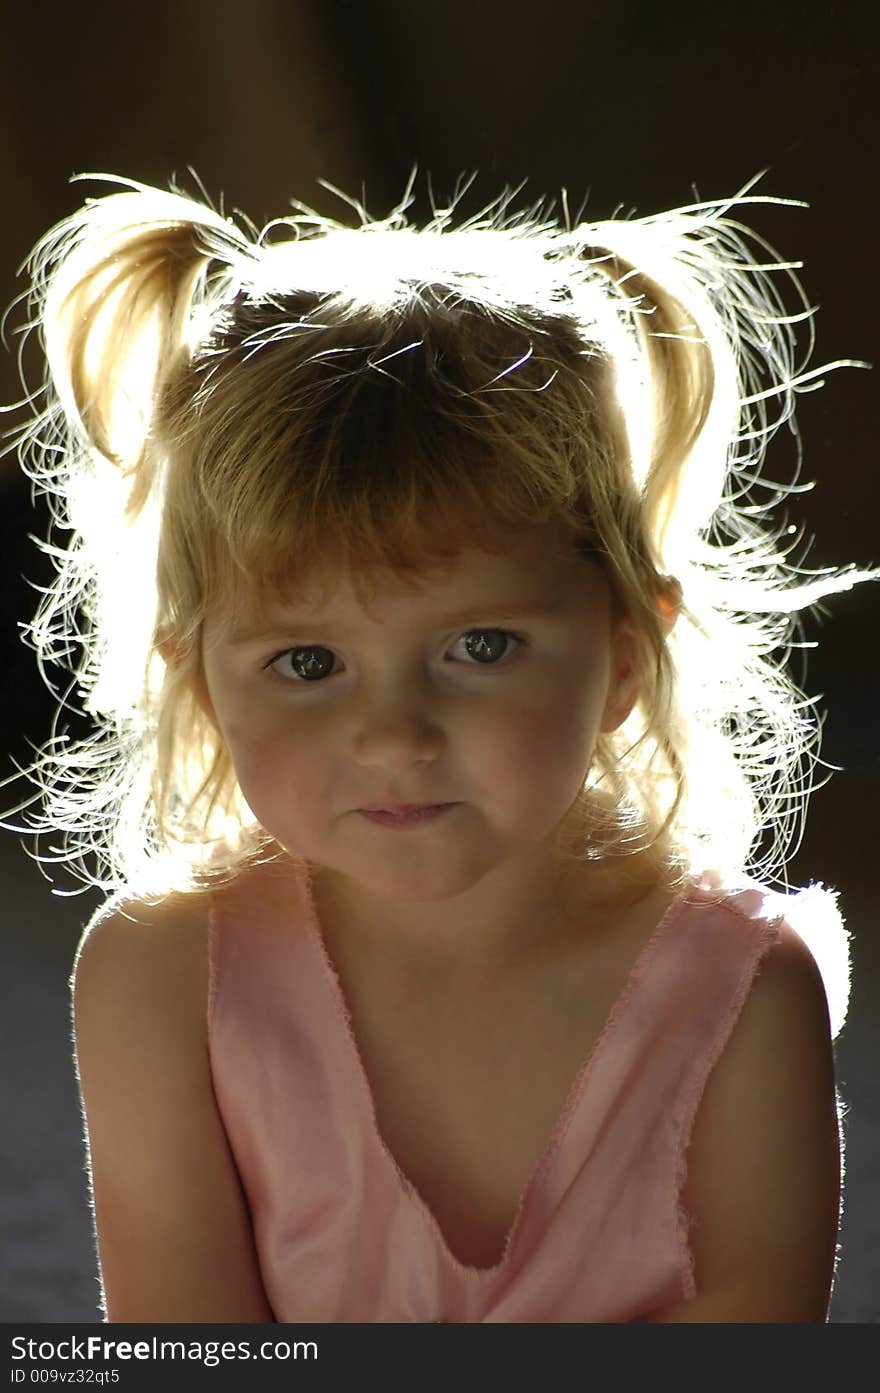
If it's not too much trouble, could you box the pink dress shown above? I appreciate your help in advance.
[206,855,849,1322]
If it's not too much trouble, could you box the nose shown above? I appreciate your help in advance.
[349,675,446,771]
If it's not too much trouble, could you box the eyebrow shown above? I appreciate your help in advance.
[228,599,563,645]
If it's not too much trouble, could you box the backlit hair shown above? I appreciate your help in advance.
[4,170,878,898]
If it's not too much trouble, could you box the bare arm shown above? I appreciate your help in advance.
[645,919,841,1322]
[72,894,276,1322]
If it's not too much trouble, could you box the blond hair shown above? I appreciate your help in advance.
[4,171,878,899]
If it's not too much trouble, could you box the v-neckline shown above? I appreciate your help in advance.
[300,865,698,1278]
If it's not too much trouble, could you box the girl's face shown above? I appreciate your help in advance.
[198,518,642,917]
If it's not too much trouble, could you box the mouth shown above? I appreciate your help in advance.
[358,803,456,828]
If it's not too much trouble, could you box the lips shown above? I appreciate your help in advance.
[359,803,449,814]
[358,803,456,828]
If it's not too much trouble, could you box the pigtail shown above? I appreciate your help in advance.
[3,178,257,894]
[13,179,255,720]
[31,177,249,513]
[562,193,878,888]
[568,240,717,559]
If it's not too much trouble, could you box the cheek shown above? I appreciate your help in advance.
[477,687,600,801]
[220,714,326,807]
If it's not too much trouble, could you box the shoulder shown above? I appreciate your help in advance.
[71,888,216,1159]
[72,888,213,1049]
[744,913,834,1035]
[75,883,213,960]
[705,913,837,1122]
[648,915,841,1322]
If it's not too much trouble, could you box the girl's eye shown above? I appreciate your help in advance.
[449,629,523,665]
[268,646,337,682]
[266,629,523,683]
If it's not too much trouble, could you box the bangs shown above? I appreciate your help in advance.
[205,419,587,627]
[166,295,612,624]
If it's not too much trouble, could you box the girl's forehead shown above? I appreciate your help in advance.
[310,518,587,597]
[210,517,606,634]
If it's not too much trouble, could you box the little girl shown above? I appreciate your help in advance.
[7,171,876,1322]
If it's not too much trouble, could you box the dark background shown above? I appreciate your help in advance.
[0,0,877,1321]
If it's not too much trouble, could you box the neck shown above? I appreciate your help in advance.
[307,838,672,987]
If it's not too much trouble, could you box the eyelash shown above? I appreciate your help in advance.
[263,628,528,683]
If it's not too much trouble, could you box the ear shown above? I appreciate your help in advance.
[656,575,683,637]
[600,576,683,733]
[157,630,220,732]
[599,619,643,734]
[157,633,179,668]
